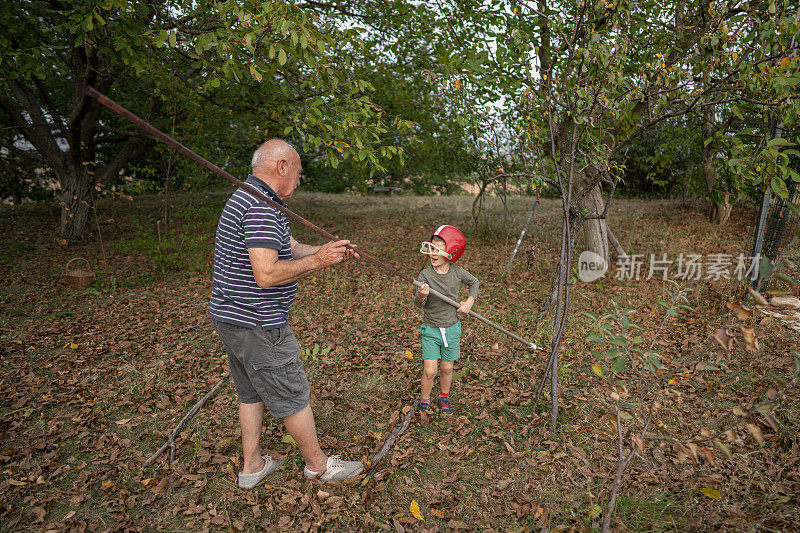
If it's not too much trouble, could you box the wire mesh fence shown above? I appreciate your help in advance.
[747,155,800,290]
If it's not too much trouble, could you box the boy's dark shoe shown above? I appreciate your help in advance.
[417,401,431,414]
[437,396,453,415]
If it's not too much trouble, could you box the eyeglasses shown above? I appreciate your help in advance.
[419,241,452,259]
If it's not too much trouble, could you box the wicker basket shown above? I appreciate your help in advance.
[65,257,96,289]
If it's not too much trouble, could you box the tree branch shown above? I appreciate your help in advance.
[0,139,47,164]
[32,77,68,138]
[0,86,64,172]
[142,372,230,468]
[95,136,149,185]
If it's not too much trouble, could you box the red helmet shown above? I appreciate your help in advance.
[431,225,466,263]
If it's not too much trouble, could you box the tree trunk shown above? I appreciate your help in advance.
[59,165,93,241]
[701,86,731,225]
[580,184,610,266]
[709,192,732,224]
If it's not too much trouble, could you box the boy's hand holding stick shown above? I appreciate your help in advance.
[416,282,430,303]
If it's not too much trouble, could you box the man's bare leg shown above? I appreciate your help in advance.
[283,403,327,473]
[240,401,266,474]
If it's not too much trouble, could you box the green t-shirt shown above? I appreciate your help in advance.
[414,264,479,327]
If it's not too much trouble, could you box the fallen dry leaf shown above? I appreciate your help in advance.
[736,305,752,321]
[430,509,446,519]
[769,296,800,309]
[712,328,735,353]
[676,444,688,464]
[762,413,780,432]
[746,423,765,446]
[409,500,424,521]
[713,438,732,459]
[632,435,645,455]
[686,442,700,464]
[740,326,759,352]
[748,286,769,306]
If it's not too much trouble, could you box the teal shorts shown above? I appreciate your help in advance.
[420,321,461,362]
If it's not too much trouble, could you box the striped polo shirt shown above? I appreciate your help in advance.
[210,175,297,330]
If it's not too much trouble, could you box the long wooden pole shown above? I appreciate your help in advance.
[501,192,540,277]
[86,87,539,351]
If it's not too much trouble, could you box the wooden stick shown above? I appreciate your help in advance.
[370,404,416,468]
[607,227,628,259]
[143,372,230,468]
[602,408,636,533]
[501,192,540,278]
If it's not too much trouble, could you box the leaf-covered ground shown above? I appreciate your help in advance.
[1,192,798,532]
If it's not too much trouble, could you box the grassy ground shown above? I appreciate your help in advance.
[0,191,798,532]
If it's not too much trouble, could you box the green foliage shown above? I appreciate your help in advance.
[304,343,331,363]
[5,0,799,226]
[156,0,412,176]
[301,156,359,193]
[422,0,800,212]
[613,117,705,199]
[300,3,487,192]
[583,283,694,375]
[1,0,415,238]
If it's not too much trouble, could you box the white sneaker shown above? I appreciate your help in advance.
[303,455,364,482]
[238,455,283,489]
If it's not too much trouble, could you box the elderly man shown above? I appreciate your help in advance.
[211,139,362,488]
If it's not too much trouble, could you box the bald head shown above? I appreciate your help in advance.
[251,139,298,172]
[250,139,303,200]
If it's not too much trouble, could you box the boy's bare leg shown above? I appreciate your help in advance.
[240,401,267,474]
[283,403,327,473]
[439,361,454,396]
[421,359,438,400]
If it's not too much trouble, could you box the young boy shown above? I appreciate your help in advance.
[414,225,479,415]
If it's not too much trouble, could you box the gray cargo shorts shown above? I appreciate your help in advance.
[212,319,310,418]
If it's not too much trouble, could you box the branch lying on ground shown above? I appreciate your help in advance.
[370,403,416,469]
[143,372,230,468]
